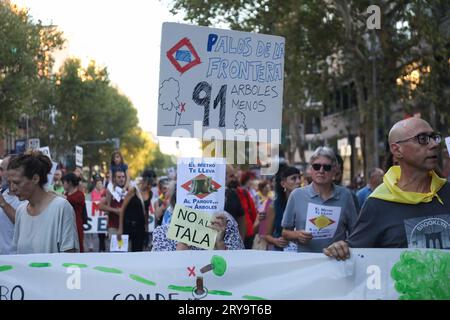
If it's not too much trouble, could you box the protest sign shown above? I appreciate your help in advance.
[28,138,40,150]
[167,204,217,250]
[177,157,225,214]
[110,234,129,252]
[75,146,83,167]
[158,23,285,142]
[83,201,108,234]
[38,146,51,160]
[305,203,341,239]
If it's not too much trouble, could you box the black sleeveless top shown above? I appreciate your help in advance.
[143,198,151,216]
[124,194,145,225]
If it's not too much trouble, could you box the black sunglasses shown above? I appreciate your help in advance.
[312,163,333,172]
[395,132,442,145]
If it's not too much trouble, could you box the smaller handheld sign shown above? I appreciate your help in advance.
[110,234,128,252]
[167,204,217,250]
[177,158,226,214]
[28,138,40,150]
[39,146,51,160]
[75,146,83,167]
[46,161,58,187]
[304,203,341,239]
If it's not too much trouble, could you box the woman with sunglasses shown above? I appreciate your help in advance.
[281,147,358,253]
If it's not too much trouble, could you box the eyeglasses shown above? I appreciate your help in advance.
[312,163,333,172]
[395,132,442,145]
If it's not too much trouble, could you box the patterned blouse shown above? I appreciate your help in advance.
[151,211,244,251]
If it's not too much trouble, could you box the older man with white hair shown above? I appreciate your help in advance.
[324,118,450,260]
[281,146,358,253]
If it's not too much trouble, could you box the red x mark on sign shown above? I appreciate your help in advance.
[187,266,196,277]
[180,102,186,113]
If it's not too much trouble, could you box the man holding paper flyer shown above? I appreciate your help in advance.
[281,147,358,253]
[99,169,127,251]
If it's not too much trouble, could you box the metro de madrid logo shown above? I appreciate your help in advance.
[166,37,202,74]
[309,215,335,230]
[181,174,221,199]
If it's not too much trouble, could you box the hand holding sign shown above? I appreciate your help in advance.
[209,213,227,249]
[297,230,313,244]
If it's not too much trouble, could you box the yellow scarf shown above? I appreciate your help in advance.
[369,166,446,205]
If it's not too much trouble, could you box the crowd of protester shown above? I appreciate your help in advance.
[1,118,449,256]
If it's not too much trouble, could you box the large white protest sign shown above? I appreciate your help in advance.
[158,23,285,142]
[1,249,448,300]
[305,203,342,239]
[167,204,217,250]
[177,157,226,214]
[83,201,108,234]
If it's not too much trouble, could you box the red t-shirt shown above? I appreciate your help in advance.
[66,190,85,252]
[236,187,257,238]
[107,193,123,229]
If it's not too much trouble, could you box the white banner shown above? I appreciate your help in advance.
[83,201,108,234]
[158,23,285,142]
[0,249,448,300]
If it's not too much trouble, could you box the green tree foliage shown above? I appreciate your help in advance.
[1,1,173,177]
[0,0,64,134]
[170,0,450,174]
[145,143,176,177]
[38,58,140,169]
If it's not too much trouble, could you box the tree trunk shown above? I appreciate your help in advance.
[354,72,376,179]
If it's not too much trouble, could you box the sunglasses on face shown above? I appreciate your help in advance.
[395,132,442,145]
[312,163,333,172]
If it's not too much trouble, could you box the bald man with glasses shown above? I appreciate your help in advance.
[324,118,450,260]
